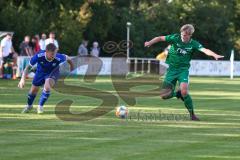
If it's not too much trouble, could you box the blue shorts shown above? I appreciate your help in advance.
[32,69,60,86]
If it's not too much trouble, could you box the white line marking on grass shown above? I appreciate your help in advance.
[195,155,240,159]
[192,133,240,137]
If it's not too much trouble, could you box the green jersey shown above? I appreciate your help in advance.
[165,34,203,69]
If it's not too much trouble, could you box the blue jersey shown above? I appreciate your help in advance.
[29,51,67,74]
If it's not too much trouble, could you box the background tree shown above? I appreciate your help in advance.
[0,0,239,58]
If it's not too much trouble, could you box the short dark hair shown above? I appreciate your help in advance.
[46,43,57,52]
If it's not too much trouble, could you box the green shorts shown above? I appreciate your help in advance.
[164,67,189,88]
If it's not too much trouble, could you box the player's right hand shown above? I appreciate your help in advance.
[18,79,25,89]
[144,41,151,47]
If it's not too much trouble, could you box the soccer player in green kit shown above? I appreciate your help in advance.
[144,24,224,121]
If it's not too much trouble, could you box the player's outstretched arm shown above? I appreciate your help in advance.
[18,65,31,88]
[144,36,166,47]
[66,56,74,72]
[200,48,224,60]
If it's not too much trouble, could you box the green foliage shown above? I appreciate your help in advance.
[84,2,114,42]
[54,4,85,54]
[0,0,239,58]
[0,0,85,55]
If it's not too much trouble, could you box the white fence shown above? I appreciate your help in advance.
[190,60,240,76]
[16,56,240,77]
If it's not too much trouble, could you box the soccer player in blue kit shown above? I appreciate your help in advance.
[18,43,74,114]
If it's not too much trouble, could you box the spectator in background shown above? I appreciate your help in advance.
[34,34,40,53]
[45,32,59,50]
[90,41,100,57]
[29,37,38,55]
[78,40,88,56]
[19,35,32,78]
[39,33,46,51]
[0,33,18,79]
[35,34,40,40]
[19,35,32,56]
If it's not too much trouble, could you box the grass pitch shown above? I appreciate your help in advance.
[0,76,240,160]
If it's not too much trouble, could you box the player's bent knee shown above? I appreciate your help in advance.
[44,86,51,92]
[44,83,51,91]
[181,90,188,97]
[44,78,55,91]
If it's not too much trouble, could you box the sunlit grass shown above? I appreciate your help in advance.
[0,77,240,160]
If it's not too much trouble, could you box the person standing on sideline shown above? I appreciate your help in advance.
[78,40,88,56]
[19,35,31,56]
[39,33,47,51]
[0,33,18,79]
[45,32,59,50]
[90,41,100,57]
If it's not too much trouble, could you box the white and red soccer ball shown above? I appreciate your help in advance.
[115,105,128,118]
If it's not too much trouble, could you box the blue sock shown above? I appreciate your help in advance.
[39,90,50,107]
[27,93,36,106]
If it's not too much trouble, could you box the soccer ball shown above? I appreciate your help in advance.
[115,105,128,118]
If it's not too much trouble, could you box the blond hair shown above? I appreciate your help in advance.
[180,24,195,35]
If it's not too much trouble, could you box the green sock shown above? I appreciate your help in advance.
[183,94,194,116]
[173,92,177,97]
